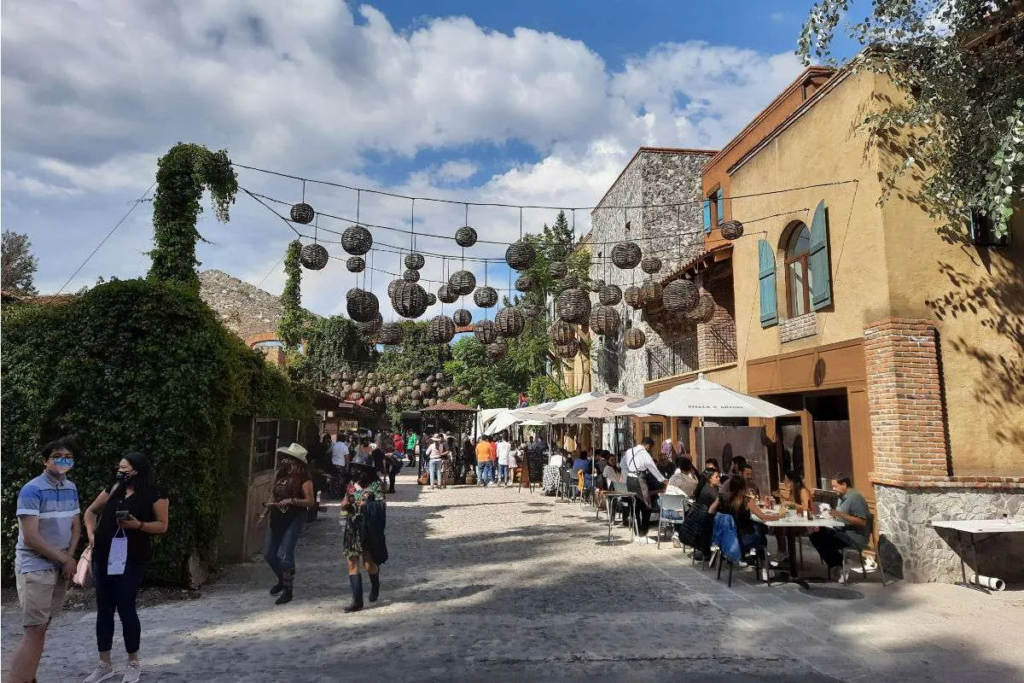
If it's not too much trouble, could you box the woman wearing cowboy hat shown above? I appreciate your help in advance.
[259,443,314,605]
[340,460,387,612]
[425,434,447,489]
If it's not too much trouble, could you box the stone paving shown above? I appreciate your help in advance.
[3,470,1023,682]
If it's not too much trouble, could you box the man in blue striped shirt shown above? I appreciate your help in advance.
[10,436,82,683]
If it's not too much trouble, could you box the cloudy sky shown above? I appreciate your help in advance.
[2,0,834,318]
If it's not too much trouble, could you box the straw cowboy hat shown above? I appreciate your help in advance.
[276,443,308,463]
[430,433,444,442]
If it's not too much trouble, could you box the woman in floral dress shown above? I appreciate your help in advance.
[341,462,387,612]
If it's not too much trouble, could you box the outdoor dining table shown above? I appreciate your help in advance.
[756,515,846,587]
[930,518,1024,593]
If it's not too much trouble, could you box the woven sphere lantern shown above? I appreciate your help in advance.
[405,252,425,270]
[426,293,437,306]
[410,390,422,400]
[720,220,745,241]
[473,286,498,308]
[426,315,456,344]
[624,327,647,350]
[524,303,544,318]
[639,280,664,308]
[299,243,329,270]
[549,261,568,279]
[663,279,700,313]
[438,284,458,304]
[392,281,429,318]
[624,285,642,309]
[474,319,498,345]
[589,305,621,337]
[505,241,537,271]
[449,270,476,296]
[290,203,315,224]
[515,275,533,293]
[486,338,508,359]
[599,284,622,306]
[346,256,365,273]
[387,279,403,298]
[590,278,605,294]
[556,288,591,324]
[347,289,379,323]
[561,274,580,291]
[641,256,662,275]
[356,313,383,337]
[549,319,576,346]
[495,307,525,338]
[554,340,580,359]
[403,268,421,283]
[612,241,642,269]
[684,290,715,323]
[341,225,373,255]
[455,226,478,248]
[453,308,472,327]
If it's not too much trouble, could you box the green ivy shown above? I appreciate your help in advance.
[278,240,304,349]
[1,279,313,583]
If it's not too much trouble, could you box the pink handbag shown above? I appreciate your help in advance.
[74,546,94,589]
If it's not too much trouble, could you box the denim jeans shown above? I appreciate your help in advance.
[477,461,494,485]
[429,458,443,486]
[497,464,509,483]
[263,512,305,575]
[93,561,148,654]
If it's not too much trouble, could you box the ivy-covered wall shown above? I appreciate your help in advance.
[1,278,313,584]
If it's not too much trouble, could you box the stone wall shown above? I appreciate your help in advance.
[875,484,1024,583]
[778,312,817,344]
[198,269,287,343]
[590,149,709,399]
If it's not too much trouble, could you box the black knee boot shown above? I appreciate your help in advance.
[270,572,285,596]
[275,569,294,605]
[344,573,364,612]
[368,571,380,602]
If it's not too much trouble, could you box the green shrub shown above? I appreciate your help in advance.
[1,278,312,583]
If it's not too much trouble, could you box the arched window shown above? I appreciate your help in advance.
[785,223,813,317]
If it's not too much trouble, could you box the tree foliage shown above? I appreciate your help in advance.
[1,230,39,295]
[278,240,305,349]
[290,315,375,389]
[1,279,313,583]
[375,321,454,422]
[148,143,238,290]
[799,1,1023,239]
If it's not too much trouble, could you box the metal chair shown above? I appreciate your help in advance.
[656,494,689,549]
[604,480,638,542]
[839,515,888,586]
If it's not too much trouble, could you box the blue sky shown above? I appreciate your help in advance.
[2,1,846,318]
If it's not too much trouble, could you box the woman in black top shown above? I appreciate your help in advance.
[260,444,314,606]
[83,452,169,683]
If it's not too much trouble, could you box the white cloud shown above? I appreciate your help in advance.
[2,1,804,313]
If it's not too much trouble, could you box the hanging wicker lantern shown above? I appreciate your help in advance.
[505,241,536,271]
[589,305,621,336]
[473,286,498,308]
[684,290,716,323]
[663,279,700,313]
[426,293,437,306]
[403,269,420,283]
[599,284,622,306]
[590,278,605,294]
[720,220,744,241]
[549,319,576,345]
[624,285,642,309]
[641,256,662,274]
[495,307,525,338]
[515,275,533,293]
[612,241,642,269]
[290,203,315,224]
[387,279,402,298]
[346,256,365,273]
[347,289,379,323]
[410,390,422,400]
[474,319,498,344]
[486,338,508,359]
[438,284,458,304]
[554,340,579,359]
[299,243,328,270]
[391,281,429,318]
[639,280,664,308]
[455,226,477,248]
[341,225,372,255]
[453,308,472,327]
[549,261,568,279]
[356,313,383,337]
[556,288,591,324]
[449,270,476,296]
[624,327,646,350]
[405,252,425,270]
[426,315,456,344]
[562,275,580,291]
[524,303,544,318]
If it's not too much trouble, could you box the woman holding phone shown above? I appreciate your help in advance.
[83,453,169,683]
[260,443,314,607]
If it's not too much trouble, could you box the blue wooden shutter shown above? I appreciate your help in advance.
[702,199,712,233]
[715,188,724,225]
[808,200,833,310]
[758,239,778,327]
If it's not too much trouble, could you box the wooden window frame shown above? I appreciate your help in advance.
[784,224,812,318]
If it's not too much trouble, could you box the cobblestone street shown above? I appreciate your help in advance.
[4,471,1023,683]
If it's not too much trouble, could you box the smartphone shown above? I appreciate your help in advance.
[115,510,131,521]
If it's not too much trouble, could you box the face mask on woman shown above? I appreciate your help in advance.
[115,469,135,483]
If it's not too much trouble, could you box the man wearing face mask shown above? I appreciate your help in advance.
[11,436,82,683]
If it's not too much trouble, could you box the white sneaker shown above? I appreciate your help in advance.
[634,536,653,545]
[83,663,116,683]
[122,660,141,683]
[671,534,682,549]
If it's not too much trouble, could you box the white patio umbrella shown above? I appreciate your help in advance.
[483,410,520,436]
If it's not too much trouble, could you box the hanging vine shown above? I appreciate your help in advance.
[148,143,238,290]
[278,240,304,349]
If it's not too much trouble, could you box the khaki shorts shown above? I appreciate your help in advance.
[16,569,68,627]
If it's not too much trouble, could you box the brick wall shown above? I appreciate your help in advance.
[697,274,737,367]
[778,312,817,343]
[864,318,950,485]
